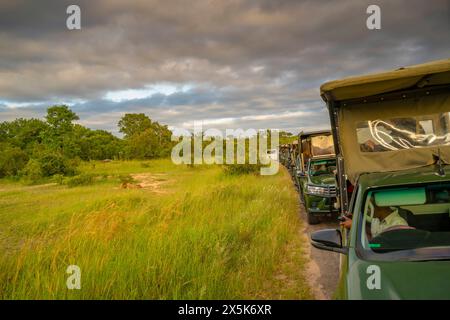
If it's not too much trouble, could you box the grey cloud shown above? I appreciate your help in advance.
[0,0,449,133]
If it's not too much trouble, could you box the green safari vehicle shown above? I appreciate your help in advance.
[311,58,450,299]
[279,144,290,167]
[288,140,299,178]
[296,130,338,224]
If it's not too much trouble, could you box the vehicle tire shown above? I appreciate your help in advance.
[307,212,320,225]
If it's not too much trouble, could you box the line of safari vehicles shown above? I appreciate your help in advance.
[280,59,450,299]
[280,130,338,224]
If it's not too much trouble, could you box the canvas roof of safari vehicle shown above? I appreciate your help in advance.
[320,58,450,184]
[320,59,450,102]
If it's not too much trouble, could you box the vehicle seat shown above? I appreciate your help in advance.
[407,213,450,232]
[398,207,450,232]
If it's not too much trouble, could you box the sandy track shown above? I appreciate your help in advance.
[298,200,340,299]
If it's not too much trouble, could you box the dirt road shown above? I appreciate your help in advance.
[300,206,341,300]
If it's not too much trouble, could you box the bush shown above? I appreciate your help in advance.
[0,144,28,177]
[52,174,65,185]
[20,159,44,182]
[35,152,77,177]
[17,152,78,183]
[65,174,96,188]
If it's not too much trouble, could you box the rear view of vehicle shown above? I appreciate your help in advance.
[296,130,338,224]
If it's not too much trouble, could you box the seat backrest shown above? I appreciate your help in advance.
[406,212,450,232]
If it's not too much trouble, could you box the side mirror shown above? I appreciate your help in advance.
[310,229,348,254]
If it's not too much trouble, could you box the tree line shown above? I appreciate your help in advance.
[0,105,173,180]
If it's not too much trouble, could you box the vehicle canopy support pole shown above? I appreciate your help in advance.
[327,100,349,215]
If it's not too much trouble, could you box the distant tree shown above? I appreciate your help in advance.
[0,118,48,152]
[74,125,122,160]
[279,131,297,145]
[0,143,29,178]
[0,123,6,143]
[41,105,79,157]
[119,113,173,159]
[0,107,176,179]
[125,126,173,159]
[45,105,79,132]
[118,113,153,139]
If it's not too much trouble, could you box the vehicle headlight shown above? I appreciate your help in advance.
[307,185,327,196]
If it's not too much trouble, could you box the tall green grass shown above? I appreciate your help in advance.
[0,160,312,299]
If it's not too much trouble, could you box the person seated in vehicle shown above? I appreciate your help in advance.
[340,194,409,238]
[311,163,329,175]
[367,196,410,238]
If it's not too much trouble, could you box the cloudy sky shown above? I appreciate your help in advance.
[0,0,449,135]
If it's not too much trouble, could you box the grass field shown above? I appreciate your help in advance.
[0,159,313,299]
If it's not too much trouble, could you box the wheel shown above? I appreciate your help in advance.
[307,211,320,225]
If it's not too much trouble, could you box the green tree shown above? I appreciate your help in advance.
[118,113,173,159]
[118,113,153,138]
[75,126,122,160]
[45,105,79,132]
[279,131,296,145]
[0,143,29,177]
[41,105,80,157]
[0,118,48,152]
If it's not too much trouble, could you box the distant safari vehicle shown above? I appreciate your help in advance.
[279,144,290,166]
[281,141,297,173]
[295,130,338,224]
[289,140,299,178]
[311,59,450,299]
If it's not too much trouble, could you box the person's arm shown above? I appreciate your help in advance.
[339,215,352,230]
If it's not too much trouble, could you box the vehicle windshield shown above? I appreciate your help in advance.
[360,183,450,259]
[309,159,336,176]
[310,135,334,156]
[357,112,450,152]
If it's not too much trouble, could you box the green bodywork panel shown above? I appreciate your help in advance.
[336,164,450,300]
